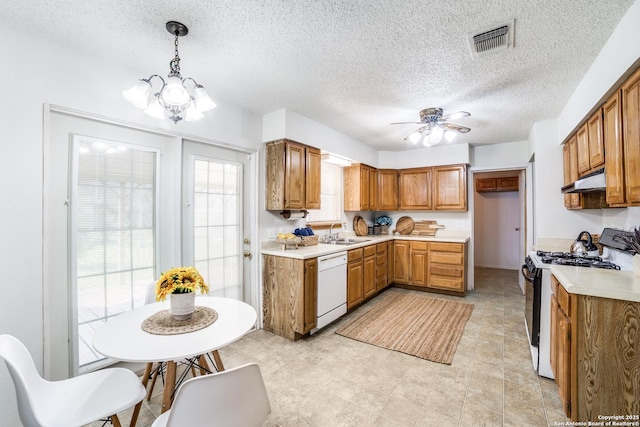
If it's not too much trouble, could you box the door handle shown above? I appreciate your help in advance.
[515,227,520,231]
[243,250,252,259]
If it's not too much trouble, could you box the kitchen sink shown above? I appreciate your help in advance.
[321,238,371,245]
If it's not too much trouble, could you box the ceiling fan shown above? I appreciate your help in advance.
[391,107,471,147]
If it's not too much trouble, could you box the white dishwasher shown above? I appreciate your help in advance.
[312,251,347,334]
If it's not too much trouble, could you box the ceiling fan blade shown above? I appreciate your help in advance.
[441,111,470,121]
[390,121,422,125]
[442,123,471,133]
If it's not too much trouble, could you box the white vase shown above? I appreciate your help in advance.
[633,254,640,277]
[170,292,196,320]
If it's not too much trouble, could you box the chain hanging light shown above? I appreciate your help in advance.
[123,21,216,123]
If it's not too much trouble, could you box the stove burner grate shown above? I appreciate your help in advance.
[535,250,620,270]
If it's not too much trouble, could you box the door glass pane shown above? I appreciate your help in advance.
[192,159,241,298]
[73,136,157,369]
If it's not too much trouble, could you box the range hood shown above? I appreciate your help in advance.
[561,168,606,194]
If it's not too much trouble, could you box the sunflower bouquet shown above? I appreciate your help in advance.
[155,267,209,302]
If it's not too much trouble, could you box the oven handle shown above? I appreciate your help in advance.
[521,264,535,282]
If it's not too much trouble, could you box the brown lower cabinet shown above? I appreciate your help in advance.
[550,274,640,421]
[348,243,390,309]
[262,255,317,340]
[394,240,466,296]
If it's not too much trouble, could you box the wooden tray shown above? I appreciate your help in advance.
[354,216,368,236]
[410,220,444,236]
[393,216,415,235]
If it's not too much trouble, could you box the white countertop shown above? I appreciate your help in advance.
[550,265,640,303]
[261,232,470,260]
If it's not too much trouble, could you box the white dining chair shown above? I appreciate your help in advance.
[151,363,270,427]
[0,334,146,427]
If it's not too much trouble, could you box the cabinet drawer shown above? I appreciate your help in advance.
[430,277,464,292]
[557,282,571,316]
[430,242,463,253]
[348,248,363,262]
[376,242,387,254]
[363,245,377,257]
[430,265,463,278]
[430,252,463,265]
[410,242,428,251]
[376,265,386,279]
[376,253,386,266]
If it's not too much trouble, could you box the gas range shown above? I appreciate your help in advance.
[535,250,621,270]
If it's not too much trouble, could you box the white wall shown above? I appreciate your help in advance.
[558,0,640,141]
[530,0,640,243]
[0,24,261,424]
[471,141,530,170]
[379,143,470,169]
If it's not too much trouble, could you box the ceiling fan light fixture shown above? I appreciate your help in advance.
[444,130,456,143]
[407,130,422,144]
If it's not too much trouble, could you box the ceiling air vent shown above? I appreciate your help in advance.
[468,19,515,59]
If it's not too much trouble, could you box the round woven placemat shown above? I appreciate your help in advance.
[141,306,218,335]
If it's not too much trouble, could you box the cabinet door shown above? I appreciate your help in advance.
[550,294,558,377]
[347,260,363,309]
[568,136,582,209]
[410,242,428,287]
[563,143,572,208]
[497,177,519,191]
[303,258,317,333]
[576,124,590,175]
[475,178,497,192]
[587,110,605,170]
[368,167,378,210]
[433,164,467,211]
[622,67,640,205]
[305,147,321,209]
[284,141,306,209]
[393,240,410,284]
[360,165,371,210]
[399,167,432,210]
[604,90,626,205]
[557,309,572,418]
[363,255,377,299]
[387,241,395,285]
[378,169,399,210]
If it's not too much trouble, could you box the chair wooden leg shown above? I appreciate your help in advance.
[130,362,153,427]
[147,362,162,401]
[198,354,210,375]
[212,350,225,372]
[161,361,177,414]
[110,414,122,427]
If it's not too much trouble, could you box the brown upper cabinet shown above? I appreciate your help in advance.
[265,139,321,210]
[475,176,518,193]
[343,163,377,211]
[377,169,399,210]
[399,167,432,210]
[604,90,626,206]
[622,66,640,205]
[432,165,467,210]
[577,110,605,176]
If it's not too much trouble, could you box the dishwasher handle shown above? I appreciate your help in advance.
[317,251,348,271]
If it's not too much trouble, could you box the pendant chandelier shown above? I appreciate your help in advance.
[123,21,216,124]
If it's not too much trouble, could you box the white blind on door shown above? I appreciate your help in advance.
[73,136,157,368]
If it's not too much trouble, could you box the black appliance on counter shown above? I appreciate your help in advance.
[536,251,621,269]
[522,256,541,347]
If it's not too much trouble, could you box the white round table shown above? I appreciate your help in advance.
[92,296,257,422]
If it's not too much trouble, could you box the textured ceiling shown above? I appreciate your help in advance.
[3,0,635,150]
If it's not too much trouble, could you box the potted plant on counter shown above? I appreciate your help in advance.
[155,267,209,320]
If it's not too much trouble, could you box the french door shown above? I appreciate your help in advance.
[181,140,253,302]
[45,108,256,379]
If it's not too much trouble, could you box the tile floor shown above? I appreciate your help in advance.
[90,267,570,427]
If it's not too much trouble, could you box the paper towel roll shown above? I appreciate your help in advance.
[281,211,307,220]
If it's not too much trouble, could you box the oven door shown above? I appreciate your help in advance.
[522,261,541,347]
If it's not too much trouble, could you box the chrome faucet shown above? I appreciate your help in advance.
[328,222,344,241]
